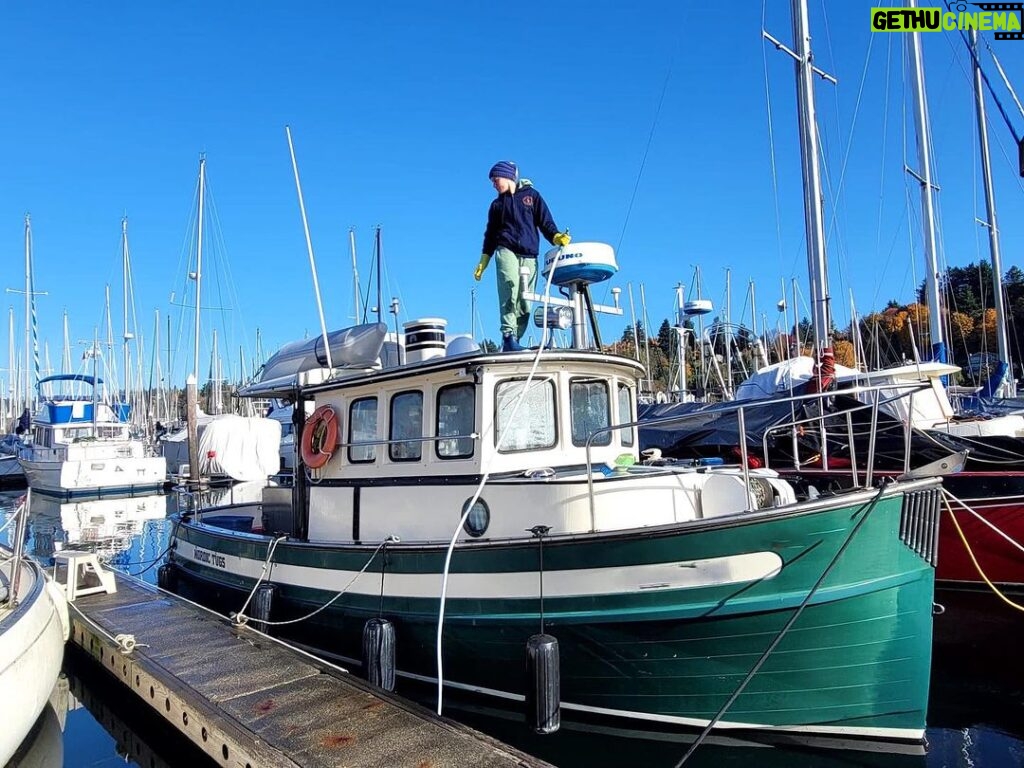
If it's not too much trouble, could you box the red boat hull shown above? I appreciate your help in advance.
[937,473,1024,587]
[783,469,1024,587]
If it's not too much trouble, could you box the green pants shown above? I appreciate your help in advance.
[495,247,537,339]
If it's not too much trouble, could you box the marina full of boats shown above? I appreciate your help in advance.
[4,232,1024,759]
[3,3,1024,762]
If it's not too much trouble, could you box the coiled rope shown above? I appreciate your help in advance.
[71,602,149,655]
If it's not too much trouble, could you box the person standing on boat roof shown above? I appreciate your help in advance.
[475,160,570,352]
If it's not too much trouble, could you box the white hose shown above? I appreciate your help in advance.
[435,244,567,715]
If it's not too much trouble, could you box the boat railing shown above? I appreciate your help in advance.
[174,471,297,522]
[22,445,69,462]
[584,380,932,519]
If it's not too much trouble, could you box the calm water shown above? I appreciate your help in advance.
[2,488,1022,768]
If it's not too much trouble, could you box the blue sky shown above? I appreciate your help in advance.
[3,1,1024,389]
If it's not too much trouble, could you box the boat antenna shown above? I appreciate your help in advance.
[389,297,402,366]
[285,125,333,370]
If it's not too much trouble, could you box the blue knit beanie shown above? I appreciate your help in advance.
[488,160,518,182]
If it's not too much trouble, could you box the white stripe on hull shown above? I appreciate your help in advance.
[177,539,782,599]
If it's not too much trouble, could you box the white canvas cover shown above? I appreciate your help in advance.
[197,415,282,481]
[735,357,859,401]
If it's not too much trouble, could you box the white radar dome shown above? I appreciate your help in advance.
[542,242,618,287]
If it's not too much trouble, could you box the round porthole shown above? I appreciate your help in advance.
[461,498,490,538]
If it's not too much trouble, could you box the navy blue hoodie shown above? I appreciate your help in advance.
[481,184,560,258]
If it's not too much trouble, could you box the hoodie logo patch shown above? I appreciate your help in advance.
[521,195,534,207]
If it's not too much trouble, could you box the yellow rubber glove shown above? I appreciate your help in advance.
[474,253,491,281]
[553,231,571,247]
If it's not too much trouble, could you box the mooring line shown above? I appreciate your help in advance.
[674,484,888,767]
[231,535,397,628]
[942,492,1024,613]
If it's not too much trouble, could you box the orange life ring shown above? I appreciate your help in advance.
[301,404,338,470]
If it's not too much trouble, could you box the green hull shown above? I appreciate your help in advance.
[170,483,938,739]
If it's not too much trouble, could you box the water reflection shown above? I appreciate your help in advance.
[27,493,168,564]
[6,680,64,768]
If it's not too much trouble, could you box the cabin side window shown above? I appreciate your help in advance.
[348,397,378,463]
[389,390,423,462]
[436,383,475,459]
[495,378,557,452]
[570,378,611,447]
[617,382,635,447]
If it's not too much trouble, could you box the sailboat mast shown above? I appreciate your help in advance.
[8,308,15,414]
[375,226,384,325]
[104,285,114,370]
[194,155,207,383]
[639,283,653,385]
[91,328,99,435]
[166,313,172,403]
[211,328,219,414]
[791,0,831,352]
[349,226,361,322]
[970,28,1014,394]
[152,309,161,423]
[23,214,31,414]
[626,284,640,363]
[62,311,71,374]
[907,6,945,363]
[122,217,131,401]
[725,269,733,395]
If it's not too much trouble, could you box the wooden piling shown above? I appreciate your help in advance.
[186,374,199,484]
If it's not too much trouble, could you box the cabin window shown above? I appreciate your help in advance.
[348,397,378,463]
[436,383,475,459]
[570,378,611,447]
[64,427,90,442]
[495,378,556,452]
[389,390,423,461]
[461,497,490,537]
[618,383,634,447]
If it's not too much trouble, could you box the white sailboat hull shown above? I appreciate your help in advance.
[0,553,68,766]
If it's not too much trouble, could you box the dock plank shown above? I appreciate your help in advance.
[69,575,550,768]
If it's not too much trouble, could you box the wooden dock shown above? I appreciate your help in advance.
[66,574,551,768]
